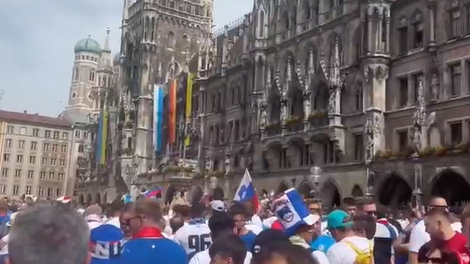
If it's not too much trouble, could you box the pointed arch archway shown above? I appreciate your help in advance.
[190,185,204,204]
[297,181,313,198]
[377,173,412,208]
[276,181,289,194]
[321,179,341,209]
[351,185,364,198]
[78,193,85,205]
[86,193,93,204]
[430,169,470,205]
[212,186,225,200]
[103,192,108,204]
[164,185,177,205]
[95,193,101,205]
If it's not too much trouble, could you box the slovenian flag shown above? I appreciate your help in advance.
[142,187,162,199]
[233,169,260,212]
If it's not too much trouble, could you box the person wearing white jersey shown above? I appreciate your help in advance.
[174,203,212,259]
[189,212,252,264]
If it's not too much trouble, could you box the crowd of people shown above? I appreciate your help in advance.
[0,189,468,264]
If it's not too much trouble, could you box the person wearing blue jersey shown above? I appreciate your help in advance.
[120,198,186,264]
[89,224,125,264]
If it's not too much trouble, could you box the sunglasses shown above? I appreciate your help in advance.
[120,216,141,227]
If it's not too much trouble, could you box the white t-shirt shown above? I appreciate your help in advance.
[313,250,330,264]
[189,249,252,264]
[245,215,263,235]
[174,221,212,258]
[326,236,372,264]
[409,220,462,253]
[105,217,120,229]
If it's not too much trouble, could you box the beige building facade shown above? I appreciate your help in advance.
[0,110,74,199]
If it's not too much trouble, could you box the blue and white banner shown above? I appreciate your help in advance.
[153,85,165,153]
[272,188,318,236]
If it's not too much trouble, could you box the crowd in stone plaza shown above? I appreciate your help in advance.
[0,190,468,264]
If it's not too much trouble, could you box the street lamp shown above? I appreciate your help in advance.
[309,166,322,199]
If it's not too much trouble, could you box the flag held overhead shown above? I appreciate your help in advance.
[233,169,259,212]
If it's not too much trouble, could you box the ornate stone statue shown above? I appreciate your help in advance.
[364,119,374,161]
[280,105,287,125]
[431,72,439,101]
[328,89,337,115]
[303,98,311,120]
[260,109,267,128]
[411,125,422,152]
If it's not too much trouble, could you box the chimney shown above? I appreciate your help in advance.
[23,110,27,114]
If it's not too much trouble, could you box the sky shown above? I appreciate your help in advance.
[0,0,252,117]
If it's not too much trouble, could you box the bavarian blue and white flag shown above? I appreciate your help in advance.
[271,188,319,236]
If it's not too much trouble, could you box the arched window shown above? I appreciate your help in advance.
[283,12,290,29]
[144,16,150,41]
[304,1,311,20]
[102,76,107,87]
[89,69,95,82]
[354,83,363,112]
[259,11,265,37]
[74,67,79,81]
[168,31,175,46]
[150,17,155,42]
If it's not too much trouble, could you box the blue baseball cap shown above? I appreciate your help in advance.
[89,224,125,264]
[327,210,353,229]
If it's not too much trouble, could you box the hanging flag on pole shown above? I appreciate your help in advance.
[233,169,260,212]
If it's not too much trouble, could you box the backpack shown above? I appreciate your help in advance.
[345,241,373,264]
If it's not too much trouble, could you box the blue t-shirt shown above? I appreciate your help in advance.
[240,231,257,251]
[120,238,187,264]
[310,235,335,253]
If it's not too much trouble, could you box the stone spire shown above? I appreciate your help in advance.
[103,28,111,53]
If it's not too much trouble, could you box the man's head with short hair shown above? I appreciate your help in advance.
[228,202,248,231]
[343,197,356,216]
[190,202,206,219]
[130,199,163,236]
[172,204,190,219]
[355,197,376,217]
[209,234,247,264]
[169,216,184,234]
[428,196,448,209]
[252,242,319,264]
[306,199,322,215]
[208,212,236,239]
[352,213,376,240]
[107,199,125,217]
[8,201,90,264]
[425,207,452,239]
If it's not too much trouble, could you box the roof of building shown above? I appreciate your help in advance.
[0,110,72,129]
[74,37,102,54]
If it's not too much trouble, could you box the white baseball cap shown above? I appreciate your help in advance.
[211,200,226,212]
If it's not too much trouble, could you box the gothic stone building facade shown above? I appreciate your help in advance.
[117,0,470,207]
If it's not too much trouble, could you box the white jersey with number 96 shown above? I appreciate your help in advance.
[174,222,212,259]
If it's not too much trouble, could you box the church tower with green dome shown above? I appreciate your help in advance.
[62,31,118,124]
